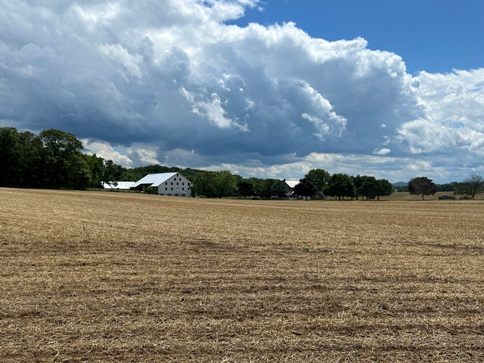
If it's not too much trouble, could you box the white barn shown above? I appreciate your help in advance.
[132,172,192,197]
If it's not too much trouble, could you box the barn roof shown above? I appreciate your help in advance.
[132,173,178,188]
[102,181,136,190]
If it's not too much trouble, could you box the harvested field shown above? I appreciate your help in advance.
[0,188,483,362]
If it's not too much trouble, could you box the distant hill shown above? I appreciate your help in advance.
[392,182,407,187]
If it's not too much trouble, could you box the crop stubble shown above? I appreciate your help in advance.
[0,188,483,362]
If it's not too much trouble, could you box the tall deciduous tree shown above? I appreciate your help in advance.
[104,159,125,184]
[408,177,436,200]
[0,127,22,186]
[359,176,378,200]
[327,173,356,200]
[354,176,393,201]
[194,171,217,198]
[38,128,88,188]
[256,179,288,199]
[84,154,105,188]
[237,180,255,198]
[270,179,289,198]
[214,170,237,198]
[0,127,44,187]
[18,131,43,187]
[294,178,318,200]
[375,179,393,201]
[194,171,237,198]
[455,175,484,200]
[305,169,330,194]
[352,174,367,200]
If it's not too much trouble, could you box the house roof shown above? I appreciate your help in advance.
[102,181,136,190]
[285,180,300,189]
[132,173,178,188]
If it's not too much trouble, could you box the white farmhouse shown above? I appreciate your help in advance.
[284,180,300,198]
[132,172,192,197]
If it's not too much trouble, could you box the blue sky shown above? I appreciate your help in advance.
[232,0,484,74]
[0,0,483,183]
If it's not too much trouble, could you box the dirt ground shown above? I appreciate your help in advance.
[1,188,483,362]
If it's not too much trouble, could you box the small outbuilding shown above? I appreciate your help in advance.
[132,172,192,197]
[101,181,136,190]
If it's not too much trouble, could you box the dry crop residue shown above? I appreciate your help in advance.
[0,188,483,362]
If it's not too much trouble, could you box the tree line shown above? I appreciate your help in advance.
[192,169,394,200]
[2,127,482,200]
[193,171,482,200]
[0,127,205,189]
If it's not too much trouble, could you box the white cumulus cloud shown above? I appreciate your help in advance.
[0,0,483,182]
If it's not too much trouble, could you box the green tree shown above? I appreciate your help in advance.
[356,176,392,201]
[408,177,436,200]
[271,179,289,198]
[38,128,88,189]
[194,171,217,197]
[0,127,44,187]
[194,171,237,198]
[359,176,378,200]
[104,159,126,184]
[352,175,369,200]
[84,154,105,188]
[237,180,255,198]
[66,155,92,189]
[257,179,272,199]
[18,131,43,187]
[305,169,330,194]
[244,177,265,198]
[0,127,22,186]
[327,173,356,200]
[256,179,288,199]
[294,178,318,200]
[375,179,393,201]
[214,170,237,198]
[455,175,484,200]
[120,168,143,182]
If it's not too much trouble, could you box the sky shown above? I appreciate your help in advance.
[1,0,483,183]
